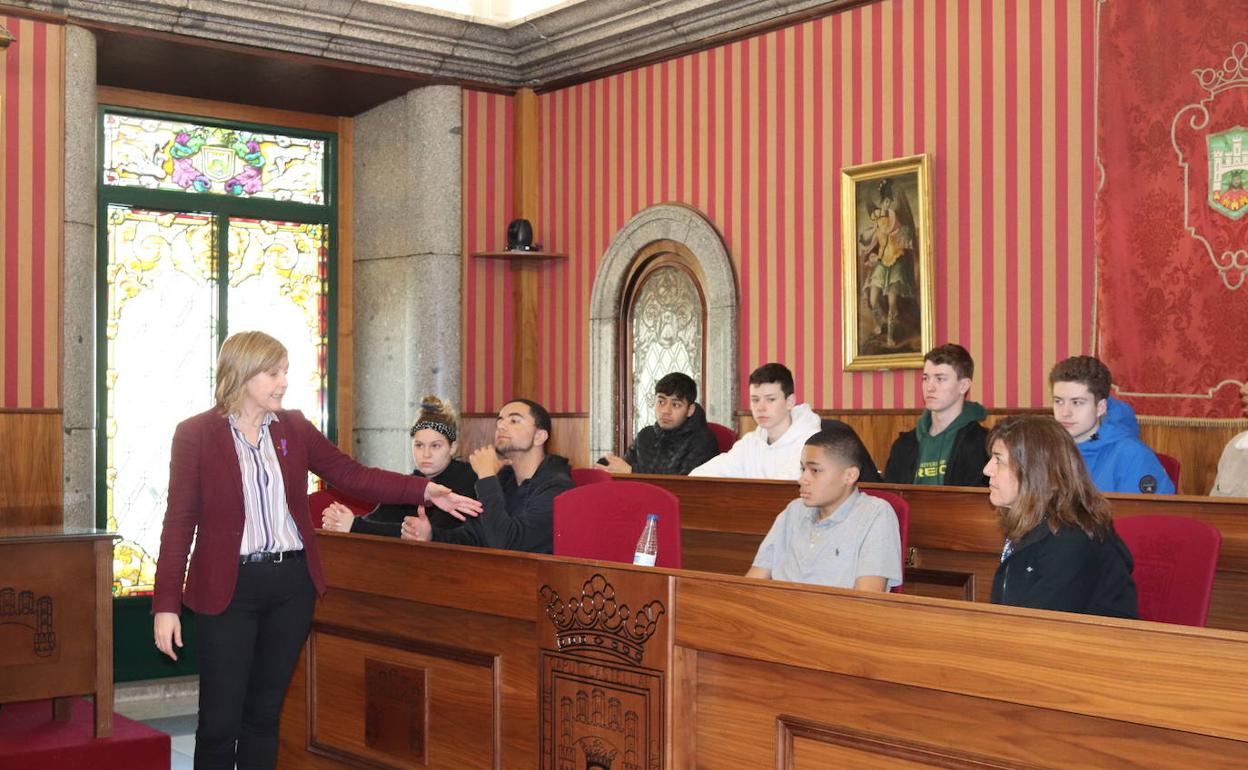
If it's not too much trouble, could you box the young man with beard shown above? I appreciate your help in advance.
[600,372,720,475]
[884,344,989,486]
[402,398,574,553]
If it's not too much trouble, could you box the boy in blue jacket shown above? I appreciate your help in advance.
[1049,356,1175,495]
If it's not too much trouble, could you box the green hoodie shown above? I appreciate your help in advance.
[912,401,987,484]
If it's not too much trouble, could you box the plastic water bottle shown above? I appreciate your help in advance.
[633,514,659,566]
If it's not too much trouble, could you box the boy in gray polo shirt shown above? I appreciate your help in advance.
[746,428,903,591]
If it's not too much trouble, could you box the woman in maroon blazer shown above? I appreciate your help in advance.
[152,331,479,770]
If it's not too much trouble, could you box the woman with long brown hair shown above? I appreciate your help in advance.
[984,415,1138,618]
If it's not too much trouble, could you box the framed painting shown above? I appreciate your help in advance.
[841,153,935,370]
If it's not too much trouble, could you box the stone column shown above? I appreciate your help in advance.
[62,25,97,529]
[352,85,463,470]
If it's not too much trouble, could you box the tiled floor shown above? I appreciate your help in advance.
[115,679,199,770]
[138,712,197,769]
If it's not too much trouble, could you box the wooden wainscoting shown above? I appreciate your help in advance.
[0,410,63,526]
[1137,418,1246,497]
[460,413,589,469]
[457,407,1245,491]
[735,409,1247,496]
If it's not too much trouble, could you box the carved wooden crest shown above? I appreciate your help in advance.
[0,587,56,662]
[538,567,670,770]
[540,573,665,665]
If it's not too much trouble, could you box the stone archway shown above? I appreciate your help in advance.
[588,204,738,460]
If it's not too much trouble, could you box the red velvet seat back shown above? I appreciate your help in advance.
[862,489,909,593]
[1116,514,1220,626]
[553,481,682,568]
[706,422,738,453]
[1154,452,1182,490]
[571,467,613,486]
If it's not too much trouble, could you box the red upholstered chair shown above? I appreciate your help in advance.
[862,489,909,593]
[1115,515,1221,626]
[571,467,613,486]
[308,487,376,529]
[553,481,682,568]
[707,422,738,453]
[1154,452,1182,490]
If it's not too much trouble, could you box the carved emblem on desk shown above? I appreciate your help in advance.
[0,587,56,658]
[545,664,657,770]
[539,573,665,665]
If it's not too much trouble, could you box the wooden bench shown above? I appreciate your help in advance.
[283,532,1248,768]
[630,474,1248,631]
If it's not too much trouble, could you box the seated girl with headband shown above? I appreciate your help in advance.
[321,395,478,535]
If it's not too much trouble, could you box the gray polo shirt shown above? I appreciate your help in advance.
[752,490,903,590]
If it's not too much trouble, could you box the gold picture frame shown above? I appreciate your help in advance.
[841,153,935,370]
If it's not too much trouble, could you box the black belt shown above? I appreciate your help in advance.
[240,549,305,565]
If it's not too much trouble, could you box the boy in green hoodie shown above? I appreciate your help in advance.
[883,343,989,487]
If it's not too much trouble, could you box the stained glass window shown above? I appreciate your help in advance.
[227,219,330,433]
[100,107,335,599]
[104,206,217,597]
[629,266,703,437]
[102,112,328,204]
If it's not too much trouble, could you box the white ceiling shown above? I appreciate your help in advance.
[375,0,590,26]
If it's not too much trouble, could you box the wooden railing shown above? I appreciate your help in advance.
[279,533,1248,768]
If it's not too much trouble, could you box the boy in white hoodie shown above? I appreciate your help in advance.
[689,363,822,479]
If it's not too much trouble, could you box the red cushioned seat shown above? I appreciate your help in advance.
[1115,514,1220,626]
[553,481,681,568]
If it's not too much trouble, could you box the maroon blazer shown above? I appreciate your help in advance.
[152,407,429,615]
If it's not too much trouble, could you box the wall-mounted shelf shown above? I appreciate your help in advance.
[472,250,567,261]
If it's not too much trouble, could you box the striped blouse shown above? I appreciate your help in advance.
[228,412,304,555]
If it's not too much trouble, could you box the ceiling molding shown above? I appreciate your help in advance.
[7,0,867,89]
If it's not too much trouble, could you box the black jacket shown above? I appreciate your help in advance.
[991,522,1138,619]
[883,420,989,486]
[432,454,573,554]
[623,403,721,475]
[349,459,478,537]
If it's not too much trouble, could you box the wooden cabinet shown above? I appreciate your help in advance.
[0,528,116,737]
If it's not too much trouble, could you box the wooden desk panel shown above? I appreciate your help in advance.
[0,529,115,737]
[278,536,1248,769]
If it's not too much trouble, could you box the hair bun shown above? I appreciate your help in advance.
[420,395,445,414]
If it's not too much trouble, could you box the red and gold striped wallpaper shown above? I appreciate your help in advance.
[462,89,516,414]
[463,0,1095,414]
[0,14,62,410]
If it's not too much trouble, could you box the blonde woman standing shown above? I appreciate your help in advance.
[152,331,479,769]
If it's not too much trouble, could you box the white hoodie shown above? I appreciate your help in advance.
[688,404,822,480]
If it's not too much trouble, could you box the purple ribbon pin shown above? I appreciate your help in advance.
[280,438,288,457]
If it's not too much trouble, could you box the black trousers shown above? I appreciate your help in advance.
[194,555,316,770]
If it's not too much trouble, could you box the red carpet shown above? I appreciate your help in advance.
[0,698,169,770]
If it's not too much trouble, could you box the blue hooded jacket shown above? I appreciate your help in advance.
[1077,397,1175,495]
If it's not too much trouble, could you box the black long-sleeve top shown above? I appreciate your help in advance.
[348,458,478,537]
[992,522,1138,619]
[431,454,573,554]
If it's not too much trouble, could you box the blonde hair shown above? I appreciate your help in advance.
[214,331,288,415]
[410,395,459,442]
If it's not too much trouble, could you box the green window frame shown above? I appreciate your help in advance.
[96,105,339,680]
